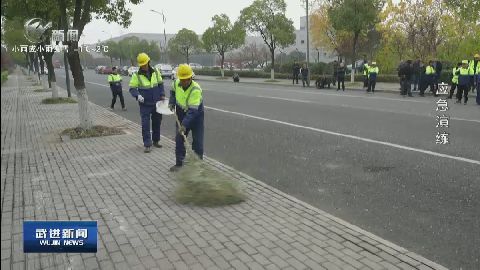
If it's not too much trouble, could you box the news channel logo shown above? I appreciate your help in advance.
[24,221,97,253]
[24,18,52,43]
[24,18,79,44]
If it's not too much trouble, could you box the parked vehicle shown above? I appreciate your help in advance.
[127,66,139,76]
[120,66,129,76]
[101,66,113,74]
[53,60,61,69]
[171,66,178,80]
[95,65,105,74]
[154,64,173,79]
[190,63,203,69]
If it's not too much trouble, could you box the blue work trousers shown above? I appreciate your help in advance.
[140,105,162,147]
[175,110,204,166]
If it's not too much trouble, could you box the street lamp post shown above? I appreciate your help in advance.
[102,30,113,66]
[306,0,310,86]
[151,9,167,63]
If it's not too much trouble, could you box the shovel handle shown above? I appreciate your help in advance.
[174,113,189,143]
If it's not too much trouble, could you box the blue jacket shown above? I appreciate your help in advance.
[129,66,165,106]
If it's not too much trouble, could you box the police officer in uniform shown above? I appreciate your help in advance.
[108,67,126,111]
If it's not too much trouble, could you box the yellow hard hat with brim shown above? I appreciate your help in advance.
[462,60,468,64]
[177,64,194,80]
[137,53,150,67]
[475,54,480,58]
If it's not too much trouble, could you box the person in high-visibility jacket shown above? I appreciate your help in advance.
[469,54,479,94]
[448,62,461,99]
[420,61,437,97]
[472,54,480,104]
[168,64,204,172]
[129,53,165,153]
[108,67,126,111]
[456,60,470,104]
[476,62,480,105]
[366,62,379,93]
[362,55,369,89]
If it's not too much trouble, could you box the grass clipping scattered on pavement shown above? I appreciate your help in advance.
[42,97,77,104]
[61,125,125,139]
[174,154,246,207]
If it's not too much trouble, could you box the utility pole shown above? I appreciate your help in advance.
[306,0,310,86]
[151,9,167,63]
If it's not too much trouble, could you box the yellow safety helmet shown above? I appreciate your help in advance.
[462,60,468,64]
[474,53,480,58]
[137,53,150,67]
[177,64,194,80]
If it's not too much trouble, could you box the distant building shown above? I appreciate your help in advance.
[288,16,336,63]
[86,16,335,67]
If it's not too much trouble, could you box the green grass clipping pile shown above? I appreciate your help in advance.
[174,155,246,207]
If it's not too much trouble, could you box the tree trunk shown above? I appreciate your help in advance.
[67,42,93,129]
[42,75,49,90]
[270,49,275,80]
[43,49,58,98]
[32,53,41,84]
[351,32,359,83]
[220,53,225,78]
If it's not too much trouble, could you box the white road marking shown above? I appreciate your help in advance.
[58,75,480,124]
[206,88,480,124]
[255,95,313,103]
[206,106,480,165]
[202,80,432,103]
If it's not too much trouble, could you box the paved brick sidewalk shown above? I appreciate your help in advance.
[1,71,447,270]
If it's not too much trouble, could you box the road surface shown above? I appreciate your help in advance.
[55,69,480,269]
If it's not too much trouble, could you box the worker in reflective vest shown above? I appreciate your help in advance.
[107,67,126,111]
[456,60,470,105]
[129,53,165,153]
[168,64,204,172]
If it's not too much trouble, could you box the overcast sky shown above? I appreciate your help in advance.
[81,0,307,44]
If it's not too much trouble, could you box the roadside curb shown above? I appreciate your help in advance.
[195,76,401,94]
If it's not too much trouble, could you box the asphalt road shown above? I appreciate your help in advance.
[55,69,480,270]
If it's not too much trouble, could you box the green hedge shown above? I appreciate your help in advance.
[195,68,458,84]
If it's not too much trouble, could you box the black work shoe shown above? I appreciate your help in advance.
[408,94,413,97]
[122,107,127,111]
[169,165,182,172]
[153,142,162,148]
[144,146,152,153]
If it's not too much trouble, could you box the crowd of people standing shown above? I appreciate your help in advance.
[291,54,480,105]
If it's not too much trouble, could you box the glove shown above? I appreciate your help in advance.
[137,95,144,103]
[179,125,186,134]
[168,104,175,112]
